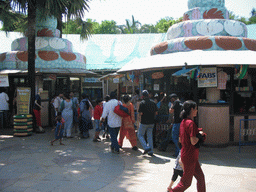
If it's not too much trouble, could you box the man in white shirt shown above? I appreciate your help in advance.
[0,88,9,128]
[53,93,63,116]
[101,92,122,154]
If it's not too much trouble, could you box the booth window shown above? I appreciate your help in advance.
[170,75,194,101]
[70,77,80,93]
[233,68,256,114]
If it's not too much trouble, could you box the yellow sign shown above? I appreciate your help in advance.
[17,87,31,115]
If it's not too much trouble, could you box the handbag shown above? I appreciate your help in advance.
[81,117,93,130]
[114,101,130,117]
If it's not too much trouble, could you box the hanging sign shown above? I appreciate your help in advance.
[49,74,57,80]
[84,78,99,83]
[198,68,217,88]
[154,84,160,91]
[113,78,119,83]
[16,87,31,115]
[152,72,164,79]
[0,75,9,87]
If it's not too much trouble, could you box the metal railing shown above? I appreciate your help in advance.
[239,118,256,153]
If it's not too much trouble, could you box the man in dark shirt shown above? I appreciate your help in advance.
[33,88,44,133]
[169,93,182,157]
[138,90,158,156]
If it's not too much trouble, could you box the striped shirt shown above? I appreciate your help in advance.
[101,99,122,128]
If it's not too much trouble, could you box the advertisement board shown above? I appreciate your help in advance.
[16,87,31,115]
[0,75,9,87]
[198,68,217,88]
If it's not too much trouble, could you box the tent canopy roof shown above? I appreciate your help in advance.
[117,50,256,73]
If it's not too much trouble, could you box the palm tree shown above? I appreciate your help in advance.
[251,8,256,17]
[118,15,141,34]
[1,0,91,117]
[0,1,25,32]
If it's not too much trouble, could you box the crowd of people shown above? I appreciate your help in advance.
[1,86,206,190]
[9,87,205,191]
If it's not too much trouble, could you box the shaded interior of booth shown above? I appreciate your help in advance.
[6,72,102,128]
[132,65,256,146]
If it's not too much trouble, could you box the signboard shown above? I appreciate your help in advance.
[0,75,9,87]
[113,78,119,83]
[154,84,160,91]
[84,78,99,83]
[152,72,164,79]
[49,74,56,80]
[198,68,217,88]
[16,87,31,115]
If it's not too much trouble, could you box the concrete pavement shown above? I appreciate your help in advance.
[0,127,256,192]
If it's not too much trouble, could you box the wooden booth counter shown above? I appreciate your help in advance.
[198,104,230,145]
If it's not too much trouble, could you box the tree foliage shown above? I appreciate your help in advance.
[155,17,182,33]
[95,20,119,34]
[61,15,182,34]
[248,8,256,24]
[2,5,256,34]
[0,0,27,32]
[228,8,256,25]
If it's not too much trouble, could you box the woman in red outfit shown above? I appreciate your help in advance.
[118,95,138,151]
[169,100,206,192]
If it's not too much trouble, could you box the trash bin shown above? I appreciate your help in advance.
[13,114,33,136]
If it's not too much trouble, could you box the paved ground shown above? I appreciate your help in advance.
[0,127,256,192]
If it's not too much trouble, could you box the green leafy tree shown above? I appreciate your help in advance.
[229,11,236,20]
[155,17,182,33]
[62,18,93,37]
[0,0,26,32]
[248,15,256,24]
[95,20,119,34]
[86,19,100,34]
[139,24,157,33]
[238,17,249,25]
[228,11,250,25]
[248,8,256,24]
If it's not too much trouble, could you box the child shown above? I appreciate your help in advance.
[93,99,104,142]
[50,112,65,145]
[167,152,184,191]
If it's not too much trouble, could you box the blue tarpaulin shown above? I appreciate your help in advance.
[172,67,198,77]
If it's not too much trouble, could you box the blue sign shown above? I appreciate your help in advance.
[84,78,99,83]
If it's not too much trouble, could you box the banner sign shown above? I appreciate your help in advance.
[154,84,160,91]
[16,87,31,115]
[113,78,119,83]
[0,75,9,87]
[84,78,99,83]
[198,68,217,88]
[152,72,164,79]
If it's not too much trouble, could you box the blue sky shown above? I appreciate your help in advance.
[84,0,255,25]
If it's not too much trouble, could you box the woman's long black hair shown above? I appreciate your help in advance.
[180,100,197,119]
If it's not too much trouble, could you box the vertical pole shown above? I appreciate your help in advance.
[107,79,109,95]
[27,1,36,131]
[101,79,105,98]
